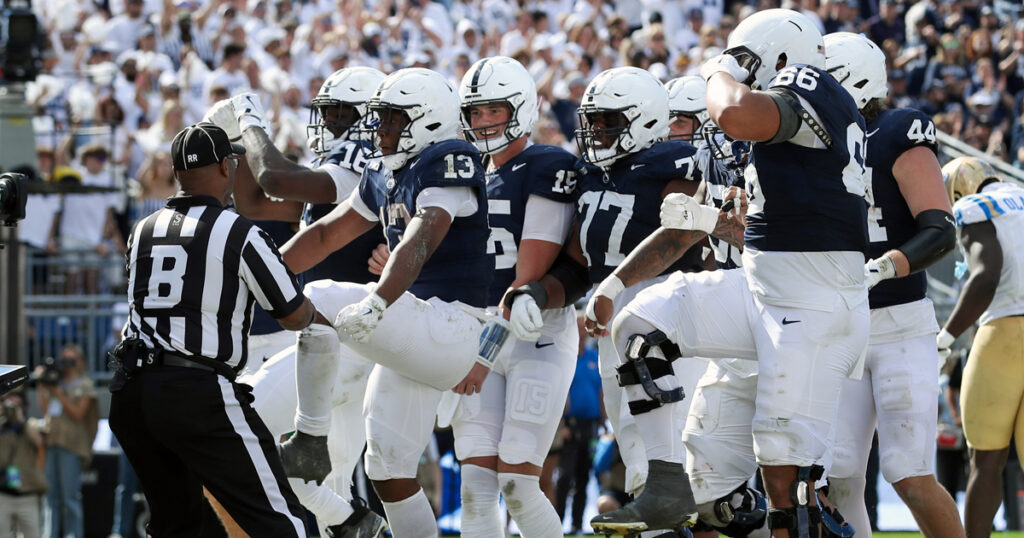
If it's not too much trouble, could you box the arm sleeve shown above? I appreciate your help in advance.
[415,186,479,222]
[522,195,574,244]
[347,188,380,222]
[238,226,305,318]
[320,163,363,203]
[764,87,829,149]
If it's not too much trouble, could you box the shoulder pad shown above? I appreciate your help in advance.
[953,194,997,226]
[629,140,701,182]
[874,108,938,155]
[519,144,579,199]
[414,140,485,189]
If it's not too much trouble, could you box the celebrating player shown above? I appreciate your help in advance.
[278,68,494,538]
[578,10,871,537]
[449,55,579,537]
[822,32,962,538]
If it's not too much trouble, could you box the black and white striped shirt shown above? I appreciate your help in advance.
[123,195,304,370]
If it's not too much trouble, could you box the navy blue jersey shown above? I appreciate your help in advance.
[576,140,705,283]
[865,108,937,309]
[697,141,748,270]
[358,139,494,307]
[249,219,296,335]
[486,144,577,305]
[745,65,869,255]
[304,139,384,285]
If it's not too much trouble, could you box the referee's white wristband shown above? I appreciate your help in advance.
[595,275,625,301]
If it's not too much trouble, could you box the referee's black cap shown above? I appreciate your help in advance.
[171,123,246,171]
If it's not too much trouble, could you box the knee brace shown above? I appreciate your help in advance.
[703,484,768,537]
[767,465,825,538]
[616,329,684,415]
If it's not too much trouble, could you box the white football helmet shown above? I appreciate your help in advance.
[459,56,539,155]
[724,9,825,90]
[823,32,888,109]
[366,68,461,171]
[307,66,386,156]
[576,67,669,167]
[665,76,709,144]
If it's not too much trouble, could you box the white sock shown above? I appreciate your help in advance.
[294,324,338,435]
[498,473,562,537]
[288,478,353,526]
[827,476,870,537]
[459,464,503,537]
[381,489,438,538]
[624,377,684,464]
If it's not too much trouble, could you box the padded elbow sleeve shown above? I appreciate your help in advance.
[899,209,957,274]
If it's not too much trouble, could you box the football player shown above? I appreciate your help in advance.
[822,32,962,538]
[938,157,1024,538]
[204,67,388,537]
[450,56,579,537]
[278,68,494,538]
[505,66,707,535]
[578,10,871,537]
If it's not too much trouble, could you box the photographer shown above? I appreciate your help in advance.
[35,344,98,538]
[0,390,47,538]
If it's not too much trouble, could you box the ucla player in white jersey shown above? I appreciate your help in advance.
[278,68,496,538]
[938,157,1024,538]
[441,56,579,537]
[579,10,871,537]
[821,32,963,538]
[203,67,388,537]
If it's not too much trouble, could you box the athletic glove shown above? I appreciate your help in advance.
[864,256,897,290]
[202,99,241,141]
[585,275,624,333]
[936,328,954,362]
[335,293,387,343]
[660,193,719,234]
[231,92,272,135]
[700,54,750,84]
[508,294,544,341]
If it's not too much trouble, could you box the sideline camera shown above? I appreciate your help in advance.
[0,172,27,227]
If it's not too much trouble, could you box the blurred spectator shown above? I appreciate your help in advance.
[201,43,250,106]
[130,151,176,223]
[37,344,99,538]
[868,0,906,46]
[0,389,47,538]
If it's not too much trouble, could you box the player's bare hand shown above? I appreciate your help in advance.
[368,243,390,275]
[584,294,613,338]
[452,362,490,395]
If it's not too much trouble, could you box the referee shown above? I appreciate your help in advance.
[109,123,318,537]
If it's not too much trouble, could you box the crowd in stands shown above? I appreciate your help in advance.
[12,0,1024,264]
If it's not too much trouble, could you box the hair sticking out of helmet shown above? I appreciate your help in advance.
[822,32,887,110]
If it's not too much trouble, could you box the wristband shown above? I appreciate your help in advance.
[595,275,625,301]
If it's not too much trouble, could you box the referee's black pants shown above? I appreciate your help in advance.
[109,366,307,537]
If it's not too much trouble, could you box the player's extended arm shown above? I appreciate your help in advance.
[280,201,376,274]
[231,150,304,222]
[867,146,955,285]
[942,221,1002,339]
[241,127,340,204]
[373,205,451,305]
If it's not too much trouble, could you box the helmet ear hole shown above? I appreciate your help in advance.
[775,53,787,71]
[643,119,658,130]
[424,121,442,132]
